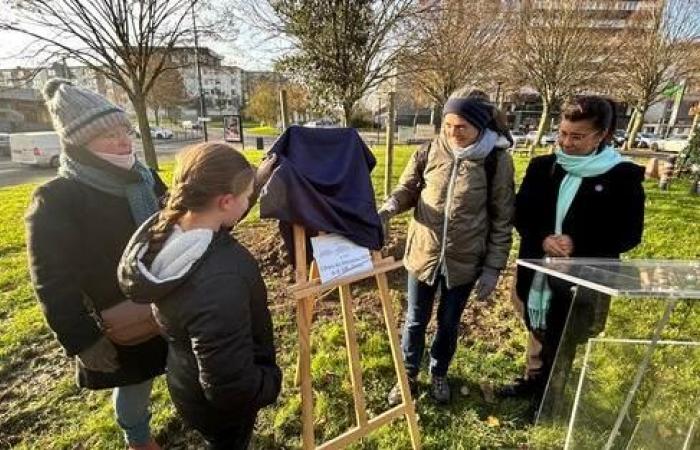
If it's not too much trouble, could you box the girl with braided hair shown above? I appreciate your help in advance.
[118,143,281,449]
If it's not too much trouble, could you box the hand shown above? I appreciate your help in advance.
[77,336,119,373]
[555,234,574,257]
[475,267,500,301]
[542,235,569,257]
[255,153,278,186]
[378,208,392,240]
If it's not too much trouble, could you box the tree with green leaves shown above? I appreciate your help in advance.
[681,124,700,194]
[246,80,309,126]
[239,0,424,125]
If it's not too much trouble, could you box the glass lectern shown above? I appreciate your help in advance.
[517,258,700,450]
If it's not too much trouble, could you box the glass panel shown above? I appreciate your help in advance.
[517,259,700,298]
[529,287,700,449]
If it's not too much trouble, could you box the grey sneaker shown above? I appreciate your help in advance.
[431,375,451,404]
[388,376,418,406]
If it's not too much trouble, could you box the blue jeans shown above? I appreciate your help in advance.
[401,274,474,377]
[113,379,154,445]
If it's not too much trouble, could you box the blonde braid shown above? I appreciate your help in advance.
[142,188,186,267]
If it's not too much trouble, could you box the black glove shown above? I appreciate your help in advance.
[475,267,501,301]
[378,208,392,241]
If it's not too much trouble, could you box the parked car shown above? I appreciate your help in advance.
[10,132,61,168]
[658,134,689,153]
[182,120,202,130]
[612,130,627,148]
[151,127,173,139]
[510,130,527,147]
[543,132,557,145]
[0,133,10,156]
[636,132,662,149]
[525,131,557,146]
[303,119,337,128]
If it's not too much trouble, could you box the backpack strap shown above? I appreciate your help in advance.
[415,141,432,190]
[484,147,502,205]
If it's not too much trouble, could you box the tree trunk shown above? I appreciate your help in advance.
[625,108,637,137]
[529,100,550,156]
[343,102,353,128]
[690,172,700,195]
[626,105,646,151]
[154,106,160,127]
[132,93,158,170]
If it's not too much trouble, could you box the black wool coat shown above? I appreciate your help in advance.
[514,154,645,308]
[118,219,282,436]
[25,148,168,389]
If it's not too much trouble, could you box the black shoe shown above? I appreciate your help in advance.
[388,376,418,406]
[495,376,540,399]
[430,375,451,404]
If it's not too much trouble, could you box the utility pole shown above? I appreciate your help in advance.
[191,2,208,142]
[280,89,289,130]
[385,91,396,199]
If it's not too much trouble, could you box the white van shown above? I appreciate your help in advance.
[10,132,61,167]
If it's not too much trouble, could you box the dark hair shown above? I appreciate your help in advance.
[561,95,618,145]
[142,143,255,266]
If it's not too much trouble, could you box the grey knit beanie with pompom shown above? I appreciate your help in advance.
[42,78,132,147]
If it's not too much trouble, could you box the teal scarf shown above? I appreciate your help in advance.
[58,152,159,225]
[527,146,626,330]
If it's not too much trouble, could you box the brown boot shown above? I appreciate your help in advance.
[128,438,161,450]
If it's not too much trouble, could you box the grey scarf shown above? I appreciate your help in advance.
[58,152,159,224]
[441,129,499,162]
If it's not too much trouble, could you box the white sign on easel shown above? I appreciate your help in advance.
[310,234,374,284]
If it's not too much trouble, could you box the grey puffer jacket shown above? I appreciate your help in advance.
[117,216,281,431]
[383,131,515,288]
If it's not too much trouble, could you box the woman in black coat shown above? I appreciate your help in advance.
[499,96,645,405]
[25,79,167,450]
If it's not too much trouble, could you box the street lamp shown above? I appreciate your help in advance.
[191,1,208,142]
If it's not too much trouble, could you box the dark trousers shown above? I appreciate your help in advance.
[521,279,610,390]
[203,421,254,450]
[401,273,474,377]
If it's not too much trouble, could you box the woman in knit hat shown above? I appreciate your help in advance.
[379,93,516,405]
[25,79,167,450]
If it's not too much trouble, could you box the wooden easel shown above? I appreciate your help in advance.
[288,225,422,450]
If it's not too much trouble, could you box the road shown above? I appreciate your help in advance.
[0,137,188,188]
[0,128,395,189]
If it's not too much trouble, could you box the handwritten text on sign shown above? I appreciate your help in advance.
[310,234,374,284]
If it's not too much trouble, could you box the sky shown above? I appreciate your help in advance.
[0,22,283,71]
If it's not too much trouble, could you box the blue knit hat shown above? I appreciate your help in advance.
[443,97,491,131]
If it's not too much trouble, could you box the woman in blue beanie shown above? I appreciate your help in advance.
[379,94,515,405]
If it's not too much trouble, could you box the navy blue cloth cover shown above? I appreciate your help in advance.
[260,126,383,251]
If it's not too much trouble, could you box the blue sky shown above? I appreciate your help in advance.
[0,23,282,71]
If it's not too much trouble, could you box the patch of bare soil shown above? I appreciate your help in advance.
[235,220,522,346]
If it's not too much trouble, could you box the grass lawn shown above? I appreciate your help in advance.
[0,147,698,449]
[246,126,281,137]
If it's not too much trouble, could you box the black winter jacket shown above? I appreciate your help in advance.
[515,154,645,304]
[118,217,282,433]
[25,148,168,389]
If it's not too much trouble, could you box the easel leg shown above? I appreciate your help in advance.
[296,262,319,387]
[375,272,422,449]
[339,284,369,427]
[297,296,315,449]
